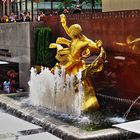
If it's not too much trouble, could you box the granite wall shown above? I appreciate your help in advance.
[0,22,44,91]
[42,10,140,55]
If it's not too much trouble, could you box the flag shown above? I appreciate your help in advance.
[2,0,6,3]
[35,0,40,3]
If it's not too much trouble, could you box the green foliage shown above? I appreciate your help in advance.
[84,0,102,5]
[34,27,56,67]
[56,0,76,9]
[56,0,102,11]
[96,0,102,5]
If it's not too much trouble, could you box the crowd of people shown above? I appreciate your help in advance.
[61,5,83,15]
[0,11,32,23]
[0,5,83,23]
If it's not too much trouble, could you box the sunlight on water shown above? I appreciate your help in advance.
[28,67,84,116]
[77,116,91,125]
[108,117,126,124]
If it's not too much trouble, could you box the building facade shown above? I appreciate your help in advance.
[1,0,140,19]
[102,0,140,12]
[0,0,102,18]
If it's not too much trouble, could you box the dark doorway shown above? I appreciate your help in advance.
[0,60,19,93]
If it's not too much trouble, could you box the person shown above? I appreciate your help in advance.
[37,11,45,21]
[62,8,70,14]
[1,15,9,23]
[19,11,24,22]
[49,14,106,110]
[52,10,58,15]
[0,17,2,23]
[73,5,82,14]
[9,12,16,22]
[3,80,10,94]
[25,11,31,21]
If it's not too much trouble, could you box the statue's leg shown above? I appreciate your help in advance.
[83,77,99,110]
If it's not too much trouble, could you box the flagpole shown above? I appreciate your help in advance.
[11,0,15,13]
[25,0,27,11]
[31,0,33,21]
[2,0,6,16]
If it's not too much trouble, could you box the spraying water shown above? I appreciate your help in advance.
[28,67,84,116]
[123,96,140,119]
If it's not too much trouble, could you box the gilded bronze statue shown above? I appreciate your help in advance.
[49,14,106,111]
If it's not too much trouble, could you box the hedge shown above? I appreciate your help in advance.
[34,27,56,67]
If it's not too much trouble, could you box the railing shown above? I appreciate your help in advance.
[57,9,140,19]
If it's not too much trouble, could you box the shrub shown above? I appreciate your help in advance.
[34,27,56,67]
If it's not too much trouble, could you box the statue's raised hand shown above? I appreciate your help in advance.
[60,14,66,26]
[96,40,103,48]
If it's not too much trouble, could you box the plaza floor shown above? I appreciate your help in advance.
[113,120,140,134]
[0,110,61,140]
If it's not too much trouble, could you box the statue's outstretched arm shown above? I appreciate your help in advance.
[60,14,70,37]
[56,37,71,47]
[88,39,103,53]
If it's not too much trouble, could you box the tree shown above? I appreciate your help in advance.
[82,0,102,12]
[57,0,102,12]
[58,0,74,9]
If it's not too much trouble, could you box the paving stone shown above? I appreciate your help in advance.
[4,132,61,140]
[0,111,41,134]
[113,120,140,134]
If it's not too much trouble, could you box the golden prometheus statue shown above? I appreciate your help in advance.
[49,14,106,111]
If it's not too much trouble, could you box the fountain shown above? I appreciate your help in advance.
[123,96,140,119]
[29,14,106,116]
[29,67,84,116]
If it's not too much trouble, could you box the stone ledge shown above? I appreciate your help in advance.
[0,94,136,140]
